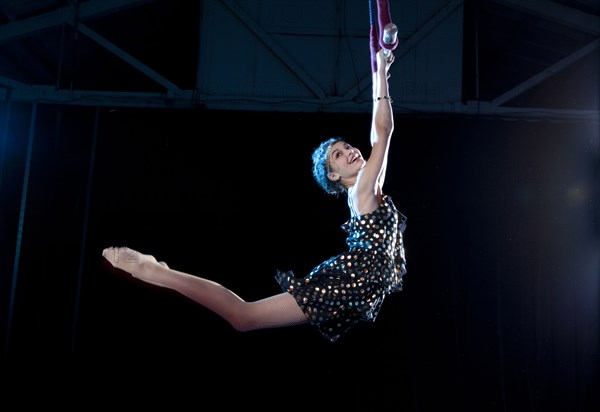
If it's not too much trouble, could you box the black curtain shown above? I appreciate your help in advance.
[0,103,598,411]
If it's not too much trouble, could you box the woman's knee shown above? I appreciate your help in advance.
[229,315,260,332]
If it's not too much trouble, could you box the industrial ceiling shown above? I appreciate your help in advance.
[0,0,598,120]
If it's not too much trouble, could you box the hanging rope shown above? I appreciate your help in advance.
[369,0,398,72]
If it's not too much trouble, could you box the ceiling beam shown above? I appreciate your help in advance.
[0,86,198,109]
[497,0,600,35]
[2,85,597,122]
[0,74,27,88]
[0,0,157,42]
[76,23,182,92]
[492,38,600,106]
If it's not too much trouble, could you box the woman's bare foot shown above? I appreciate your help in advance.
[102,246,163,279]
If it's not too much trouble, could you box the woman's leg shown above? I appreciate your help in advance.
[102,246,308,332]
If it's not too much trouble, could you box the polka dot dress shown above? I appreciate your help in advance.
[276,195,407,342]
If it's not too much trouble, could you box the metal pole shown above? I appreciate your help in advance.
[5,103,37,357]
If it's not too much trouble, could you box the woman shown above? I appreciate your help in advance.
[102,48,406,342]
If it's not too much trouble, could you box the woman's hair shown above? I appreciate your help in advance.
[311,136,347,196]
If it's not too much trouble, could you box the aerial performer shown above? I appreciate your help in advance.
[102,0,406,343]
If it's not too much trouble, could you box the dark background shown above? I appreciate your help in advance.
[0,0,598,409]
[0,103,598,410]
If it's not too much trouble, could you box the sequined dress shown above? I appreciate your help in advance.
[275,194,407,342]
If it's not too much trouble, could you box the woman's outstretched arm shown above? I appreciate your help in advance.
[352,48,395,211]
[369,48,395,191]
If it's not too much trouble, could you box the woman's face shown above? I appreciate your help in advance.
[327,141,365,182]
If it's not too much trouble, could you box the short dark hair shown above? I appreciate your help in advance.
[311,137,347,196]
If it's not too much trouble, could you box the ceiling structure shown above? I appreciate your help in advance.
[0,0,598,121]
